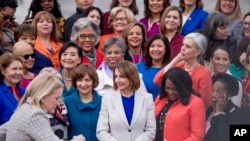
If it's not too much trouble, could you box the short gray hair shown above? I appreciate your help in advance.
[102,36,127,54]
[185,32,207,56]
[70,18,101,46]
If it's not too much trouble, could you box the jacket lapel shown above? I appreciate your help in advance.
[130,91,144,127]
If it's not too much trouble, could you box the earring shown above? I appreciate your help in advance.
[228,97,231,100]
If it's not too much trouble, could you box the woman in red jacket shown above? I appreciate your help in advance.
[155,67,205,141]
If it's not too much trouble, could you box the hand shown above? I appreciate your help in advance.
[173,53,184,63]
[72,135,86,141]
[240,52,247,65]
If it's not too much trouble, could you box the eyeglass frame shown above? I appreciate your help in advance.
[17,53,35,60]
[79,34,96,40]
[112,17,127,23]
[243,22,250,27]
[0,10,15,21]
[221,0,236,3]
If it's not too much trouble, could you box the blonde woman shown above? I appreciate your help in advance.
[0,72,85,141]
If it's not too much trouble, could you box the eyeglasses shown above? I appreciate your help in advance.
[112,17,127,23]
[243,22,250,27]
[221,0,236,3]
[0,10,15,21]
[18,53,35,60]
[212,88,226,95]
[79,34,96,40]
[41,0,54,3]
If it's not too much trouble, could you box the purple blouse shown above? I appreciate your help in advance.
[140,17,160,39]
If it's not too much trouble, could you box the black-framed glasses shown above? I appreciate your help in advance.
[243,22,250,27]
[221,0,236,3]
[79,34,96,40]
[0,10,15,21]
[18,53,35,60]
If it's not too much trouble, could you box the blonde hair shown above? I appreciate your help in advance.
[214,0,242,21]
[108,7,135,30]
[18,72,63,109]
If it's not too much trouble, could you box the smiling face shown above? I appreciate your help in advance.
[118,0,133,8]
[2,60,23,87]
[87,9,101,26]
[76,74,94,96]
[17,46,35,70]
[219,0,236,16]
[104,44,124,70]
[243,15,250,38]
[114,68,131,91]
[0,6,16,25]
[183,0,197,6]
[17,34,36,48]
[36,15,53,35]
[164,10,181,32]
[211,80,228,106]
[112,11,128,33]
[149,39,166,62]
[165,79,180,101]
[77,26,96,53]
[42,87,63,114]
[60,47,81,69]
[127,25,143,48]
[211,49,230,74]
[148,0,164,15]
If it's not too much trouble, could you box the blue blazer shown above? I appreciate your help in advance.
[0,82,25,125]
[182,8,208,36]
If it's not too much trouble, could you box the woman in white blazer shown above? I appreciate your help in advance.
[96,61,156,141]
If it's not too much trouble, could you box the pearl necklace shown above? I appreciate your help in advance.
[62,70,72,81]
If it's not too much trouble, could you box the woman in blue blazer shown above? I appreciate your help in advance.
[0,53,25,125]
[179,0,208,36]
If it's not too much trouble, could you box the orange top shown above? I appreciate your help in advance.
[35,37,62,69]
[97,33,117,51]
[154,62,212,108]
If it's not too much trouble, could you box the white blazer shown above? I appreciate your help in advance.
[95,68,147,96]
[96,89,156,141]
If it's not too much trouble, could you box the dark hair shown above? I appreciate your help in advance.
[144,34,171,68]
[244,11,250,20]
[212,73,239,97]
[82,6,103,35]
[25,0,63,20]
[58,41,82,68]
[211,47,230,58]
[110,0,138,15]
[72,64,99,89]
[0,0,18,9]
[232,37,250,68]
[179,0,204,10]
[159,67,198,105]
[204,11,229,38]
[143,0,171,18]
[14,24,37,41]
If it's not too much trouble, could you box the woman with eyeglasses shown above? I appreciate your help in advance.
[13,41,36,89]
[205,73,249,141]
[0,0,18,54]
[24,0,65,39]
[214,0,243,44]
[243,11,250,38]
[97,7,135,51]
[31,11,63,69]
[0,52,25,125]
[71,18,103,69]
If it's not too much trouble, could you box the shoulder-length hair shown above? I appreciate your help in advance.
[70,17,101,46]
[31,11,61,42]
[160,6,183,34]
[122,22,147,51]
[144,34,171,68]
[232,37,250,68]
[159,67,196,105]
[113,61,140,91]
[108,7,135,30]
[143,0,171,18]
[214,0,242,21]
[25,0,63,20]
[0,52,22,83]
[72,64,99,89]
[204,11,229,38]
[18,72,63,109]
[109,0,138,15]
[179,0,204,10]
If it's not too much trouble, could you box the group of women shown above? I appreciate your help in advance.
[0,0,250,141]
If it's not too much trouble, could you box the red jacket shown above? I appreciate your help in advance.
[155,95,206,141]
